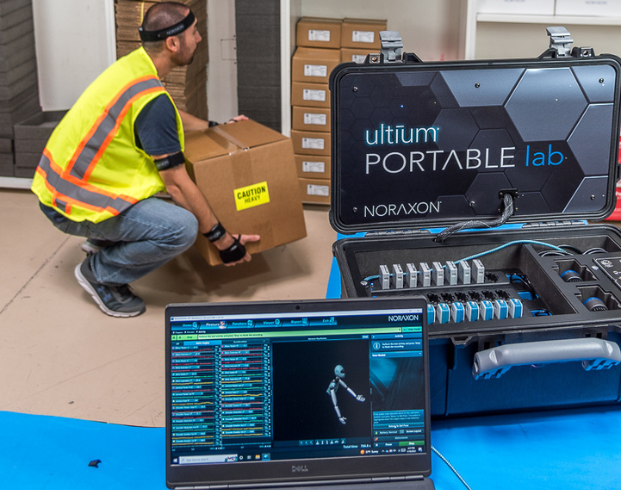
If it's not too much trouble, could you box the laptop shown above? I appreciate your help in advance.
[165,297,434,489]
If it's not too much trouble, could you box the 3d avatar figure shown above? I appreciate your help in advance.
[327,365,365,424]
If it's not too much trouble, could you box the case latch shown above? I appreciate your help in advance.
[365,31,422,64]
[380,31,403,62]
[541,26,595,59]
[547,26,574,57]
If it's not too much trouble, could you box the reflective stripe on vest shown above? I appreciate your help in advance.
[37,151,137,216]
[42,75,165,217]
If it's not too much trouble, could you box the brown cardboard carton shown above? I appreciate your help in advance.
[292,106,331,132]
[299,177,330,205]
[341,48,373,63]
[291,47,341,84]
[184,119,307,265]
[341,18,387,49]
[296,17,342,49]
[291,130,330,156]
[295,154,331,180]
[291,81,330,108]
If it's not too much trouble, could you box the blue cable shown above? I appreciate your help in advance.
[362,240,565,283]
[432,445,474,490]
[453,239,565,264]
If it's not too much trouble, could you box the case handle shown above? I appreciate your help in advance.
[473,338,621,380]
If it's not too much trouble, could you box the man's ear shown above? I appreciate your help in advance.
[165,36,179,53]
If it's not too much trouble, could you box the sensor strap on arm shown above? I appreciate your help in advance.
[154,151,185,171]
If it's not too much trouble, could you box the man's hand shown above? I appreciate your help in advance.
[214,233,261,266]
[226,115,248,124]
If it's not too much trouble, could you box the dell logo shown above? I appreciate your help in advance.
[292,465,309,473]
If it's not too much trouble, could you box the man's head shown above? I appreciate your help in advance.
[140,2,201,66]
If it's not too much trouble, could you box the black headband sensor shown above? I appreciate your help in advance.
[139,10,196,43]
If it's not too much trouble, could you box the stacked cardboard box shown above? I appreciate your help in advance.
[292,17,385,204]
[340,18,386,63]
[114,0,208,119]
[0,0,41,177]
[13,110,66,178]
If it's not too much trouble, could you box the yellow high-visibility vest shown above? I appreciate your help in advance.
[31,47,184,223]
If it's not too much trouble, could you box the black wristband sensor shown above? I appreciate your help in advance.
[219,235,247,264]
[203,222,226,242]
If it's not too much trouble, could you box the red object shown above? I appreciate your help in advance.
[607,188,621,221]
[604,136,621,221]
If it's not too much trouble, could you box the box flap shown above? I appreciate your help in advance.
[329,55,621,234]
[184,129,236,162]
[213,119,286,150]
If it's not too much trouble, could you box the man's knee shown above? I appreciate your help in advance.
[168,208,198,251]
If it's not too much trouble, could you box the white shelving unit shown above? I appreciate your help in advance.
[279,0,468,135]
[0,177,33,190]
[279,0,621,135]
[464,0,621,60]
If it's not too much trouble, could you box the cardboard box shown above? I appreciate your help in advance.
[292,106,331,132]
[341,48,372,64]
[183,119,307,265]
[555,0,621,16]
[291,130,330,156]
[291,81,330,108]
[340,18,386,50]
[0,161,14,177]
[295,154,331,180]
[477,0,555,15]
[13,110,66,154]
[0,137,12,153]
[291,47,341,84]
[296,17,342,49]
[299,177,330,205]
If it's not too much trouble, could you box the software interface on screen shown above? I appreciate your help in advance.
[168,307,426,466]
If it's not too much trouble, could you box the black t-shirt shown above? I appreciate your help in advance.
[134,94,181,156]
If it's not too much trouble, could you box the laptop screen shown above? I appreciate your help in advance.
[166,297,431,489]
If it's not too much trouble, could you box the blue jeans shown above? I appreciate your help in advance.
[42,197,198,285]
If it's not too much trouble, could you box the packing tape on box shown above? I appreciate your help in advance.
[212,125,250,151]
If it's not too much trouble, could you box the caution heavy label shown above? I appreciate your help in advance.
[234,181,270,211]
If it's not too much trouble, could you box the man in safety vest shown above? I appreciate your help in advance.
[31,2,260,318]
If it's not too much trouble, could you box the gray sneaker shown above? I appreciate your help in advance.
[74,258,145,317]
[80,238,114,254]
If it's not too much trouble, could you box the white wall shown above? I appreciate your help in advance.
[32,0,116,111]
[207,0,239,122]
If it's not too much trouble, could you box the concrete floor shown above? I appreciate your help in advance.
[0,189,336,427]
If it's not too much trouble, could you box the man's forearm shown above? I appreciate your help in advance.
[161,165,235,249]
[178,109,210,132]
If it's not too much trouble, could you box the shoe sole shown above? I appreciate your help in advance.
[74,264,144,318]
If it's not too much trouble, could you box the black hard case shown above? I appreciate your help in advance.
[329,45,621,418]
